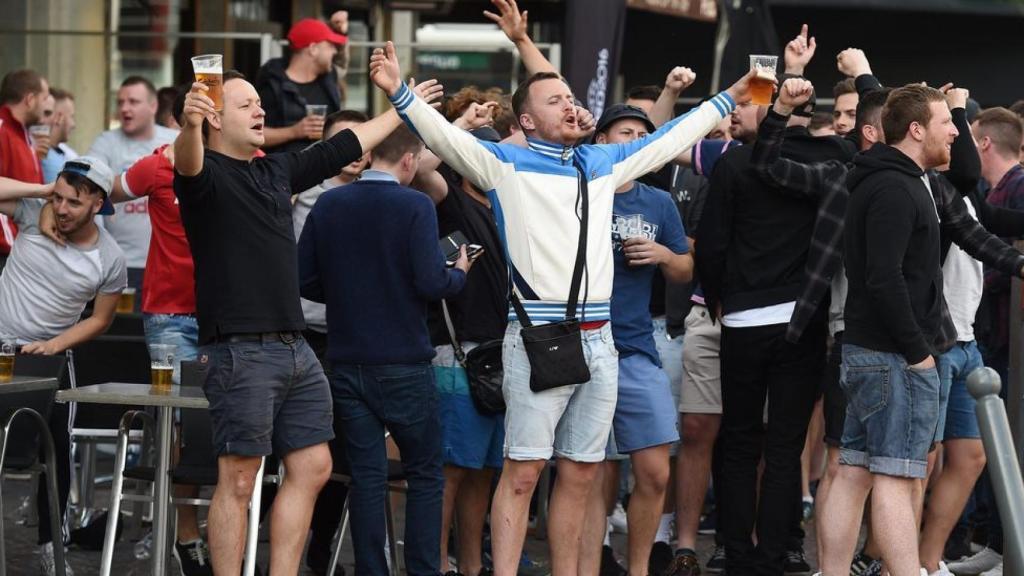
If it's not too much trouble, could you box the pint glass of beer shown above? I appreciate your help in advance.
[191,54,224,111]
[305,104,328,118]
[149,344,176,391]
[0,340,15,383]
[749,55,778,106]
[116,287,136,314]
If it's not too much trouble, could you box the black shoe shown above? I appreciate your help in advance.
[849,551,876,576]
[600,545,628,576]
[782,549,811,575]
[697,511,717,535]
[663,551,701,576]
[173,539,213,576]
[649,541,674,576]
[305,537,345,576]
[705,545,726,573]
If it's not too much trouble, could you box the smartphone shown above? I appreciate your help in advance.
[440,231,484,267]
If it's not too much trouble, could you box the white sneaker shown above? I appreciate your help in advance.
[608,502,628,533]
[947,547,1002,574]
[981,563,1003,576]
[37,542,74,576]
[927,561,953,576]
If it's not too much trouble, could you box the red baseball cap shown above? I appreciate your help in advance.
[288,18,348,50]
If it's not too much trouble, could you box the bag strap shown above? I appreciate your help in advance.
[510,159,589,326]
[440,300,467,365]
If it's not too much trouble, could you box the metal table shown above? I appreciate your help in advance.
[57,383,208,576]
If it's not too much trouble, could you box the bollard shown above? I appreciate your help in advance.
[968,367,1024,576]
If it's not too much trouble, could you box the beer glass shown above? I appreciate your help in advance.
[0,339,15,383]
[149,344,176,391]
[116,287,136,314]
[191,54,224,111]
[749,55,779,106]
[28,124,51,138]
[305,104,328,118]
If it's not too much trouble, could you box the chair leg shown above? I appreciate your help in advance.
[242,457,265,576]
[327,494,350,575]
[384,487,399,576]
[100,431,130,576]
[78,443,95,526]
[0,429,7,576]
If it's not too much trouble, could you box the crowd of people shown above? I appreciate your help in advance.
[2,1,1024,576]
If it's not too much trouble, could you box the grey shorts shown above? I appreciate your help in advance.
[198,334,334,457]
[679,305,723,414]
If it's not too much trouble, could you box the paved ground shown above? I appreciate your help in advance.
[3,460,820,575]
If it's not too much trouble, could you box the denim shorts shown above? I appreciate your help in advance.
[433,344,505,469]
[143,314,199,385]
[611,352,679,454]
[502,321,618,462]
[839,343,940,479]
[938,341,984,440]
[198,334,334,457]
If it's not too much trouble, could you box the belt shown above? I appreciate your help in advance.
[215,331,301,344]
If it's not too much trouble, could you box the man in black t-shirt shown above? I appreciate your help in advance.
[173,71,402,575]
[256,18,346,154]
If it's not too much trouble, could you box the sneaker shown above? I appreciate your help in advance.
[663,552,701,576]
[783,549,811,574]
[697,511,716,535]
[944,524,972,562]
[649,541,674,576]
[801,498,814,525]
[37,542,74,576]
[850,552,877,576]
[948,547,1003,574]
[173,540,213,576]
[609,502,628,534]
[862,560,883,576]
[981,562,1004,576]
[600,544,628,576]
[925,561,953,576]
[705,545,726,573]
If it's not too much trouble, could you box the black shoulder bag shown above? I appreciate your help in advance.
[440,300,506,415]
[510,159,592,392]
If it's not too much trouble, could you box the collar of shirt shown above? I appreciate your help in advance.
[359,169,399,184]
[526,137,575,163]
[996,163,1024,191]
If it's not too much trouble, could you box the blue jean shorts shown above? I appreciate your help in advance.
[433,344,505,469]
[143,314,199,385]
[839,343,940,479]
[502,321,618,463]
[938,341,984,440]
[610,352,679,454]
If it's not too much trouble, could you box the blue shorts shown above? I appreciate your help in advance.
[938,341,983,440]
[839,343,940,479]
[611,352,680,454]
[433,345,505,469]
[143,313,199,385]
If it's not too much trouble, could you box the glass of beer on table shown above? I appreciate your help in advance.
[116,287,136,314]
[749,55,778,106]
[0,339,15,383]
[191,54,224,111]
[149,344,176,391]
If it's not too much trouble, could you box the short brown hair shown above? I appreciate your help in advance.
[120,75,157,99]
[512,71,565,118]
[833,78,856,100]
[492,95,518,139]
[49,87,73,102]
[974,107,1024,159]
[371,124,424,164]
[1008,100,1024,120]
[323,109,369,140]
[444,86,486,122]
[881,84,946,146]
[625,85,661,104]
[0,69,45,105]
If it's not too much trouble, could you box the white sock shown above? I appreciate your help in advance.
[803,495,814,504]
[655,513,674,544]
[604,519,611,546]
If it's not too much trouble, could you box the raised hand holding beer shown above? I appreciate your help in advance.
[182,82,217,129]
[748,55,778,106]
[191,54,224,111]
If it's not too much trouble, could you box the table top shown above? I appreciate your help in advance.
[0,376,59,394]
[56,382,209,409]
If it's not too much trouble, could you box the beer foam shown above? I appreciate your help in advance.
[754,68,776,81]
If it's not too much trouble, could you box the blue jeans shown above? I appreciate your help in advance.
[330,362,443,576]
[143,313,199,385]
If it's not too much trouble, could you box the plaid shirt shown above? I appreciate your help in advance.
[751,109,1024,351]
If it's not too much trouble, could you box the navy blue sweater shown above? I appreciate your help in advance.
[297,173,466,364]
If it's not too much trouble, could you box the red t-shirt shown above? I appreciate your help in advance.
[122,145,195,313]
[0,105,43,254]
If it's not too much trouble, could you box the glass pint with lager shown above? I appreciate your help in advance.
[749,55,779,106]
[0,340,14,383]
[149,344,176,391]
[116,287,136,314]
[191,54,224,111]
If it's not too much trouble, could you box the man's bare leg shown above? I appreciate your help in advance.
[175,486,202,542]
[455,468,495,576]
[626,445,670,576]
[674,413,720,552]
[269,443,332,575]
[490,459,545,576]
[818,463,872,575]
[549,458,601,576]
[814,448,840,560]
[920,439,986,571]
[872,474,922,576]
[440,465,467,572]
[208,455,263,574]
[580,462,612,576]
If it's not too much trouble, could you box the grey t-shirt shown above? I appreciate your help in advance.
[0,199,127,343]
[87,125,178,268]
[292,178,339,333]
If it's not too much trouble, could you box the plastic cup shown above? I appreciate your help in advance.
[191,54,224,111]
[749,55,779,106]
[29,124,51,137]
[305,104,328,118]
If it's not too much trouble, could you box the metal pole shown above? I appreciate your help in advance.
[968,367,1024,575]
[151,406,173,576]
[1010,239,1024,461]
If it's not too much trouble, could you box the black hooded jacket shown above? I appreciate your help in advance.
[844,143,942,364]
[255,57,341,154]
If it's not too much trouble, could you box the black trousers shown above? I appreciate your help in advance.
[719,317,825,575]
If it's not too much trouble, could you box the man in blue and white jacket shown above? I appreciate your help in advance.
[370,41,756,575]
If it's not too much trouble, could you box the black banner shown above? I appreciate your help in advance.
[714,0,779,90]
[564,0,628,119]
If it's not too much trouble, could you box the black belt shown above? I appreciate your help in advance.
[215,331,301,344]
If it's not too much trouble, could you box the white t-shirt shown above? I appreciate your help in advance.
[721,301,796,328]
[87,125,178,268]
[0,199,127,343]
[942,198,984,342]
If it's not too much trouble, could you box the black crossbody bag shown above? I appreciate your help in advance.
[510,159,592,392]
[440,299,506,415]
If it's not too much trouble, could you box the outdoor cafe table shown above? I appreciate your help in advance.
[56,383,208,576]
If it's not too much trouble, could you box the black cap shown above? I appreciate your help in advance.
[594,104,657,141]
[776,73,817,118]
[470,126,501,143]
